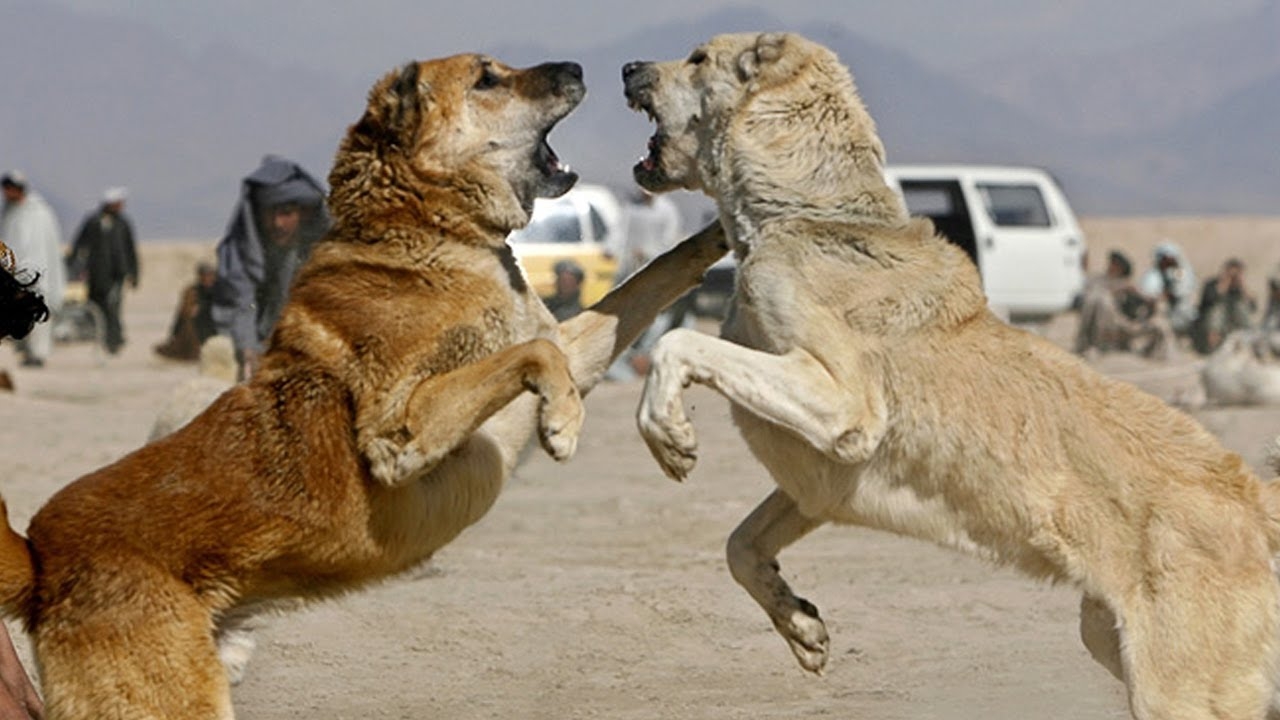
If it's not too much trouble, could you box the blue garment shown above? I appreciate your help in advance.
[1138,241,1198,334]
[211,155,331,361]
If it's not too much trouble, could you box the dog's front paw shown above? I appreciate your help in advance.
[364,437,428,486]
[365,437,401,485]
[777,596,829,674]
[637,401,698,481]
[538,386,584,462]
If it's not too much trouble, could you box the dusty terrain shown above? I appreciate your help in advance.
[0,216,1278,719]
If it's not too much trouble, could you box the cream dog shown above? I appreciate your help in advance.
[625,32,1280,719]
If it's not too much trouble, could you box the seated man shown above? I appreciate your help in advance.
[154,261,218,361]
[1075,250,1164,357]
[1193,257,1257,355]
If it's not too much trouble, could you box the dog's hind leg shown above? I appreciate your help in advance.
[36,570,234,719]
[727,489,829,674]
[556,220,726,392]
[1114,569,1278,720]
[360,337,584,486]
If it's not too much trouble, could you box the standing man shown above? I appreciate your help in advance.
[211,155,330,380]
[1,170,65,368]
[69,186,139,355]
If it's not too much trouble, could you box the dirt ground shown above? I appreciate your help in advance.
[1,217,1278,719]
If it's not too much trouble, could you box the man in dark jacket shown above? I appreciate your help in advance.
[211,155,331,379]
[69,186,139,355]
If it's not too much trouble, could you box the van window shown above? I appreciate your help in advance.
[509,202,582,244]
[899,180,978,266]
[900,185,955,216]
[977,184,1052,228]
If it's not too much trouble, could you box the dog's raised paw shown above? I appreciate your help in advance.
[638,410,698,481]
[364,437,402,485]
[539,390,584,462]
[364,438,430,486]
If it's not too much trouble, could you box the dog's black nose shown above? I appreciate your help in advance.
[622,62,655,83]
[538,61,583,87]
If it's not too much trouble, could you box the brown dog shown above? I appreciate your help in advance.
[626,32,1280,719]
[0,54,724,719]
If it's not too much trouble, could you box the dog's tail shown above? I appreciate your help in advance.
[0,498,34,618]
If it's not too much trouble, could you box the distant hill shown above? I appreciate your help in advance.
[973,0,1280,137]
[0,2,1273,238]
[960,0,1280,213]
[0,1,361,237]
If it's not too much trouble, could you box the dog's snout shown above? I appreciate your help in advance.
[530,61,585,96]
[557,61,584,83]
[623,61,654,104]
[546,61,583,89]
[622,61,656,87]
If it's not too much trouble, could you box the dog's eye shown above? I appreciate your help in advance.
[474,68,501,90]
[688,50,707,66]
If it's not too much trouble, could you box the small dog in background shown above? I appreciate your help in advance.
[148,334,237,443]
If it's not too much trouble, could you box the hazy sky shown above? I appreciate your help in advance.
[44,0,1267,82]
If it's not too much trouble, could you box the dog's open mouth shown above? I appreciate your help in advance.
[534,128,577,196]
[537,132,567,176]
[627,94,667,187]
[638,132,664,174]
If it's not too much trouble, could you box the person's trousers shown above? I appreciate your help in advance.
[90,285,125,353]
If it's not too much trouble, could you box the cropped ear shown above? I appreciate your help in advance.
[736,32,787,82]
[352,61,429,150]
[388,62,423,131]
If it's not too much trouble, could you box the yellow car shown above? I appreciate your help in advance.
[508,184,621,307]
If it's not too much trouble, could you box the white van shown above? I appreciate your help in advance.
[882,165,1087,320]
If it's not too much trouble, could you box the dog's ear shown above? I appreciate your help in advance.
[736,32,787,82]
[353,61,429,150]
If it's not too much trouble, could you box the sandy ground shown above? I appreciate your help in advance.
[0,217,1278,719]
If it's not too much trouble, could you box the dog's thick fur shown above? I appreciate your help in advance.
[625,32,1280,719]
[0,54,725,719]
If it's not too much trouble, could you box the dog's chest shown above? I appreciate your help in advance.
[720,269,798,353]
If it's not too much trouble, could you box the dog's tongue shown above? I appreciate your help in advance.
[543,140,561,173]
[639,135,659,171]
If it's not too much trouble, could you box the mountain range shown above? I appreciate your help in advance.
[0,1,1275,237]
